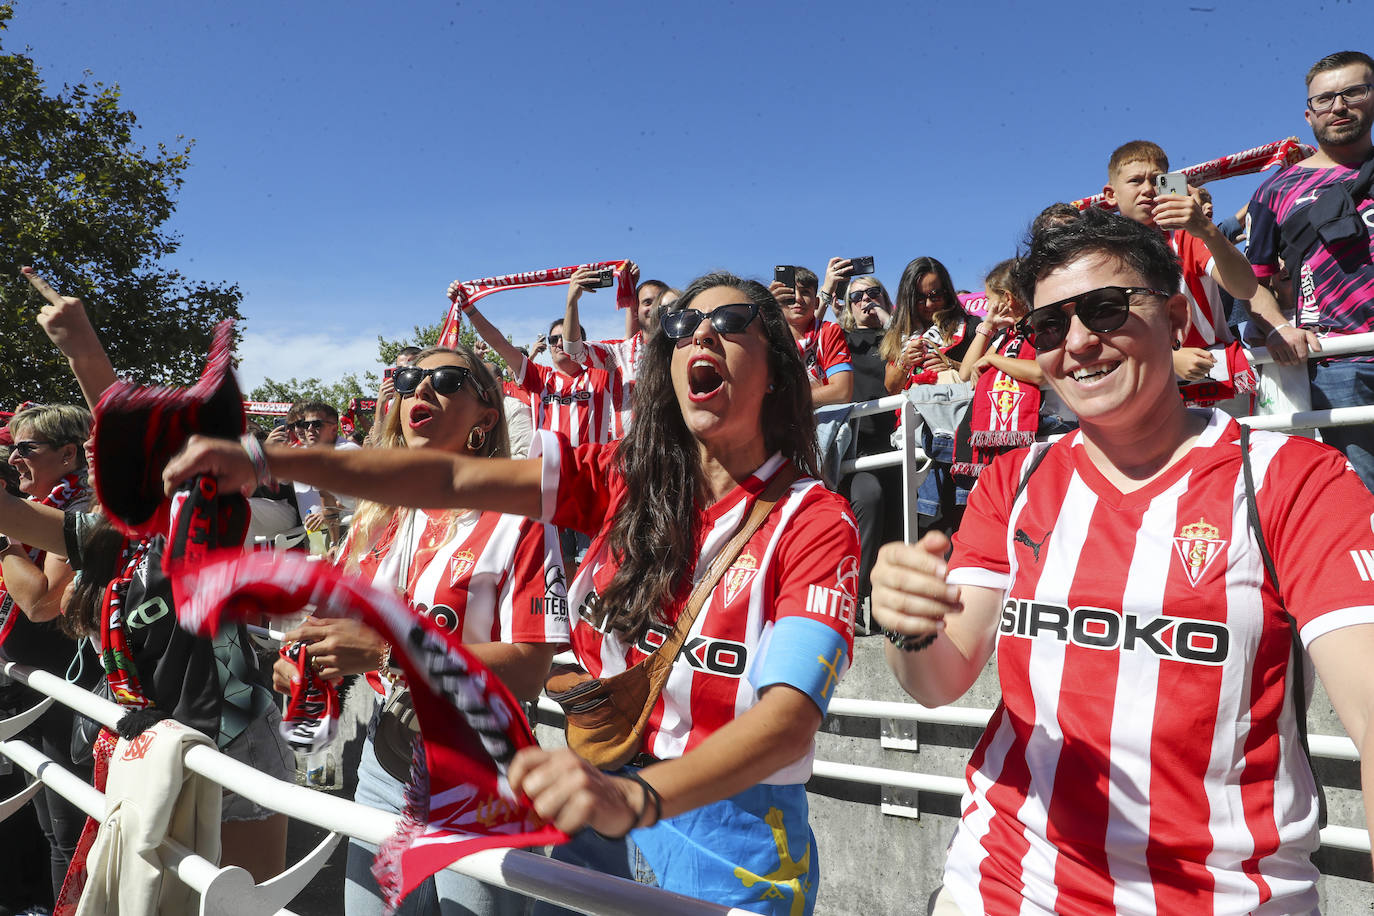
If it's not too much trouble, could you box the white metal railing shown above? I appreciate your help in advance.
[0,661,746,916]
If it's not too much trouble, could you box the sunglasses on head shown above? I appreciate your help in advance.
[661,301,760,340]
[290,420,328,432]
[1016,285,1170,350]
[393,365,489,401]
[12,440,53,457]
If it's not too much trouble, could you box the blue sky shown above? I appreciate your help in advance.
[7,0,1367,391]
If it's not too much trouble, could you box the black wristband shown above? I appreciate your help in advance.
[592,770,663,840]
[884,629,937,652]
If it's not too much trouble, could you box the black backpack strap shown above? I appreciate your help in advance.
[1240,424,1327,828]
[1013,441,1052,504]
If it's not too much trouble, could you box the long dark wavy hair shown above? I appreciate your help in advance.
[594,272,821,642]
[879,256,967,363]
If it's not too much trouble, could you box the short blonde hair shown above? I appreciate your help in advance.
[8,404,92,467]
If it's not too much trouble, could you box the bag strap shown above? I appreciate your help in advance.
[1239,424,1327,828]
[1277,151,1374,313]
[634,466,800,703]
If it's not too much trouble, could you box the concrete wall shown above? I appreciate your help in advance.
[533,635,1369,913]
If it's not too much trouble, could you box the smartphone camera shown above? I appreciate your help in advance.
[590,268,615,289]
[849,256,875,275]
[774,265,797,288]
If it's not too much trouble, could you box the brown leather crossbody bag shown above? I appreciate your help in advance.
[545,469,796,771]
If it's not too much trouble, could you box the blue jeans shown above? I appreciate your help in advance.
[1310,359,1374,492]
[344,734,529,916]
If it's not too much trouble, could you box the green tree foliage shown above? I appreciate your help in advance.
[247,374,375,410]
[376,321,442,366]
[0,3,244,407]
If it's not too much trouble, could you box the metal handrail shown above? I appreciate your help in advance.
[0,662,744,916]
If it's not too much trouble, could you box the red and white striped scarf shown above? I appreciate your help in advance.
[438,260,635,348]
[953,331,1040,479]
[174,552,568,910]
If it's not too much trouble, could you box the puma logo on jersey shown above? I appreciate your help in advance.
[1014,528,1048,563]
[1000,599,1230,665]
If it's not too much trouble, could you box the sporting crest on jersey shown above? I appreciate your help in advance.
[449,549,476,588]
[1173,517,1226,586]
[988,374,1024,424]
[723,552,759,606]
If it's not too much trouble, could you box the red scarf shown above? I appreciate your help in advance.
[0,471,87,648]
[952,331,1041,479]
[174,552,568,909]
[438,260,635,348]
[99,539,154,708]
[278,638,340,752]
[1072,137,1309,210]
[1180,340,1258,408]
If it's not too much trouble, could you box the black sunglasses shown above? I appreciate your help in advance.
[849,287,884,304]
[393,365,489,401]
[912,289,947,305]
[661,302,760,340]
[1016,285,1169,350]
[12,440,54,457]
[290,419,328,432]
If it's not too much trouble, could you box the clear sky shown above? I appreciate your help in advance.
[7,0,1367,391]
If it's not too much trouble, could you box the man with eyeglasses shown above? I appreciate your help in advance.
[1246,50,1374,491]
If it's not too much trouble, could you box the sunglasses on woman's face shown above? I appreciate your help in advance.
[393,365,489,401]
[912,289,946,305]
[849,288,883,304]
[661,302,760,340]
[12,440,54,457]
[290,420,328,432]
[1016,285,1169,350]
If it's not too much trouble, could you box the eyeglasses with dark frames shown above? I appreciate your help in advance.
[290,420,328,432]
[12,440,54,457]
[1307,82,1373,113]
[661,302,760,340]
[392,365,491,402]
[1015,285,1170,350]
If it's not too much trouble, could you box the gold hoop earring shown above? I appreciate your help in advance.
[467,427,487,452]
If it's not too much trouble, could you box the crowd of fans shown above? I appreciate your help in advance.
[2,47,1374,916]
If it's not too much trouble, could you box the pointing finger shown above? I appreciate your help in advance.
[21,267,65,308]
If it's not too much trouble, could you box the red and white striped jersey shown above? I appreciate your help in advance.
[532,431,859,782]
[794,320,853,385]
[516,357,621,445]
[578,336,643,436]
[943,409,1374,916]
[356,509,567,647]
[1170,229,1232,347]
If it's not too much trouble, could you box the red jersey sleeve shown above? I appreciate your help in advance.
[503,516,571,645]
[517,357,549,396]
[530,430,622,536]
[816,322,853,381]
[578,340,620,372]
[1259,437,1374,645]
[770,488,860,647]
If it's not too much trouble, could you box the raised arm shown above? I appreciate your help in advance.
[560,266,601,362]
[21,268,119,410]
[1151,192,1259,300]
[164,435,545,520]
[449,282,526,372]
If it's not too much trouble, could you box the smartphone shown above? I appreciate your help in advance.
[383,366,395,381]
[1155,172,1188,198]
[589,267,615,289]
[774,265,797,288]
[849,256,875,275]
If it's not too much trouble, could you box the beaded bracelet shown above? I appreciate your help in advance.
[884,629,937,652]
[240,434,273,489]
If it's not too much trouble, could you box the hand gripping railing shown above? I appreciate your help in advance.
[1,662,747,916]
